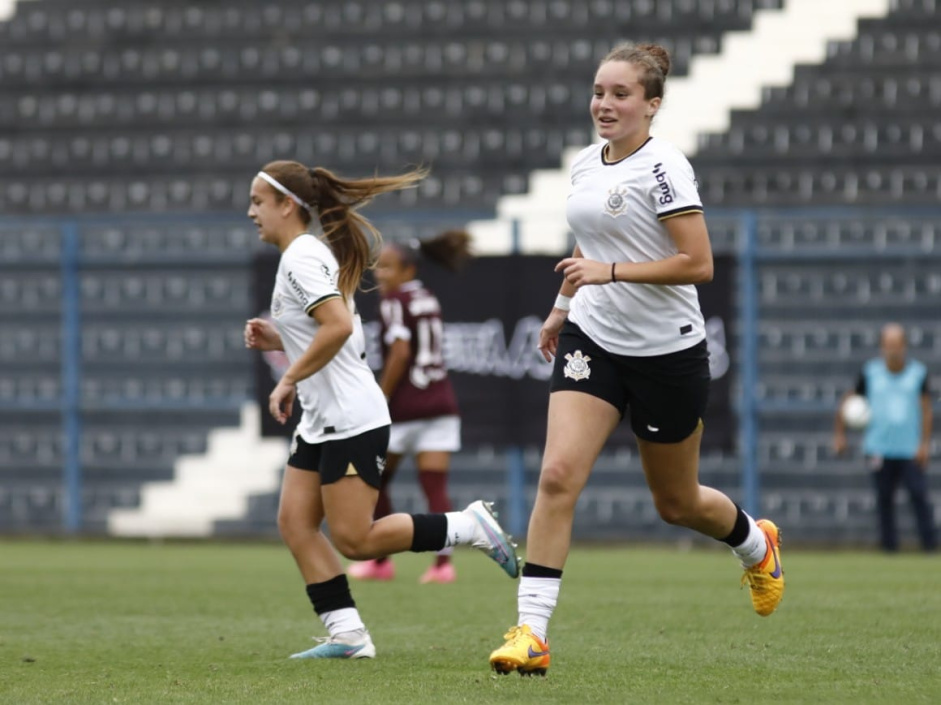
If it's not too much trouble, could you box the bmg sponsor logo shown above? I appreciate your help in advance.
[652,162,674,205]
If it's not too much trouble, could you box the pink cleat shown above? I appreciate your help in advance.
[348,559,395,581]
[419,562,456,584]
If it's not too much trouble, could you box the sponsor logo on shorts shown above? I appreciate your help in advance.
[376,455,386,472]
[563,350,592,381]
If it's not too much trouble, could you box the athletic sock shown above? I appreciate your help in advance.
[409,513,448,552]
[720,505,767,567]
[518,563,563,642]
[443,510,477,548]
[434,548,453,567]
[306,575,365,637]
[418,470,452,513]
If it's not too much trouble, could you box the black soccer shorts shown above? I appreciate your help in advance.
[287,425,390,488]
[549,321,710,443]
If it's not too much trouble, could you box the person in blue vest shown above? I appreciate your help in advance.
[834,323,936,552]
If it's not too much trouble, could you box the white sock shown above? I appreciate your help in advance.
[319,607,365,638]
[730,514,768,567]
[437,546,454,557]
[444,510,477,547]
[517,577,560,642]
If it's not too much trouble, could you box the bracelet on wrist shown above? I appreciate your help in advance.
[611,262,617,283]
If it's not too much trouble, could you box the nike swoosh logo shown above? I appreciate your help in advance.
[344,645,365,657]
[647,425,659,432]
[528,645,550,658]
[768,544,782,579]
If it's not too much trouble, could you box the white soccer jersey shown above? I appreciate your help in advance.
[269,234,390,443]
[566,137,707,356]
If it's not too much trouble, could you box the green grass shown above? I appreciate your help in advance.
[1,540,940,704]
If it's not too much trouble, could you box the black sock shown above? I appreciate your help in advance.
[719,504,751,547]
[409,513,447,552]
[522,562,563,580]
[306,574,356,615]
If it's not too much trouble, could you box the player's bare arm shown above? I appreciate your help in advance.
[379,338,411,399]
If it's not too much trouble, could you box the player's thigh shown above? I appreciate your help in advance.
[322,475,381,546]
[415,451,450,472]
[318,426,389,543]
[539,390,621,497]
[279,464,326,530]
[636,421,704,503]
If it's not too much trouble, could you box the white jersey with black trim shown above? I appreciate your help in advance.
[566,137,707,356]
[270,234,390,443]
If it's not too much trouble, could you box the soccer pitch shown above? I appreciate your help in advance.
[2,541,939,704]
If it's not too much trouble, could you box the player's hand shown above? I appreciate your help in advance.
[245,317,282,351]
[832,433,848,456]
[269,378,296,424]
[555,257,609,288]
[537,309,567,362]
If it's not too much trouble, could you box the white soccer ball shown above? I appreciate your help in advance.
[841,394,871,430]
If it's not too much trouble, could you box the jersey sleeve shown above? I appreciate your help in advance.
[918,364,931,396]
[647,149,704,221]
[283,242,342,314]
[380,296,412,345]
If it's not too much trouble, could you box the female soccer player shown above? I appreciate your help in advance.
[349,230,472,584]
[488,44,784,676]
[244,160,519,660]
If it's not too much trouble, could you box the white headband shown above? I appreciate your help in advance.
[256,171,313,211]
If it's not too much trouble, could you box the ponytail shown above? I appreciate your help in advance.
[415,229,473,272]
[259,160,428,299]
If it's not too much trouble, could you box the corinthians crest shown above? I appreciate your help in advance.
[563,350,592,381]
[604,184,629,217]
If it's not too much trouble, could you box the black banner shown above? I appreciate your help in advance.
[252,253,734,449]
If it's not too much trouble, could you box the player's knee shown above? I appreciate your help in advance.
[277,508,309,546]
[330,530,370,560]
[537,461,580,501]
[654,496,696,526]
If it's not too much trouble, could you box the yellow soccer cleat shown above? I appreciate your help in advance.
[742,518,785,616]
[489,625,550,677]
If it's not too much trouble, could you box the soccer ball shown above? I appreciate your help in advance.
[841,394,871,430]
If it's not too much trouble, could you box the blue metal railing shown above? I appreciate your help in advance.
[60,223,82,532]
[738,210,760,516]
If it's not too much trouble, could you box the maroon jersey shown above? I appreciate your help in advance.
[379,280,460,423]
